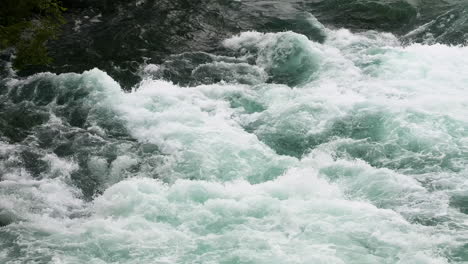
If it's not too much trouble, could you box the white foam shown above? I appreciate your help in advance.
[2,25,468,263]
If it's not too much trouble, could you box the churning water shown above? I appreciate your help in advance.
[0,6,468,264]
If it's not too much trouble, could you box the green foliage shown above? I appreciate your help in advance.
[0,0,66,69]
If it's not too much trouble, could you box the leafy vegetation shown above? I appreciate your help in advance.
[0,0,66,69]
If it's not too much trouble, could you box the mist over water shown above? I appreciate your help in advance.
[1,1,468,263]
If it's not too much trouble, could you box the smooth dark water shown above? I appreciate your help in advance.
[9,0,467,87]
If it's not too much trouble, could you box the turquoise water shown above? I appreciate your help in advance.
[1,21,468,263]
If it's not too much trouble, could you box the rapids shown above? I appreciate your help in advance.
[1,4,467,264]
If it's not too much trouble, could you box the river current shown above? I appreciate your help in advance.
[0,0,467,263]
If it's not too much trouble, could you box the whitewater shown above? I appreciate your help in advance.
[0,20,467,263]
